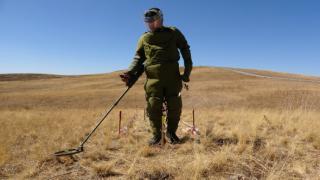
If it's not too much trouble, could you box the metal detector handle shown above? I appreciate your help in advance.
[79,86,131,147]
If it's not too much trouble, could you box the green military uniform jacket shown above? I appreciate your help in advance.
[128,26,193,80]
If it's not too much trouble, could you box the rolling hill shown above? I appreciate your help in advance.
[0,67,319,179]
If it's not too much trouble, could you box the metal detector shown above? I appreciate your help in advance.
[54,86,131,156]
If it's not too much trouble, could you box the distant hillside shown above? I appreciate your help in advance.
[1,67,319,82]
[0,66,319,111]
[0,73,65,81]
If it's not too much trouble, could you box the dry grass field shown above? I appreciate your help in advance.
[0,67,320,179]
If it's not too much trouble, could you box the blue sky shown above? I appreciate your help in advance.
[0,0,319,76]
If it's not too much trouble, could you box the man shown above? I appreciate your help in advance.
[120,8,193,145]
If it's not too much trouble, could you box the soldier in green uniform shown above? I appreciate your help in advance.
[120,8,193,145]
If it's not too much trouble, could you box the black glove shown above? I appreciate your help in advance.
[120,72,139,87]
[181,74,190,82]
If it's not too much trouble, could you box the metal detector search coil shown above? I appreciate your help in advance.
[54,147,83,156]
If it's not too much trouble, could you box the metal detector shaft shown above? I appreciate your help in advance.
[79,86,131,147]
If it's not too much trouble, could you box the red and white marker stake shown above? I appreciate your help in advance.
[118,110,128,136]
[182,109,200,135]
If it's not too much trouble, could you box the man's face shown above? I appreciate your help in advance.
[146,19,162,32]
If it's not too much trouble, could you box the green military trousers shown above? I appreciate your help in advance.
[144,62,183,137]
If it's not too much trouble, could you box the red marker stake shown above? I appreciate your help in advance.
[192,109,195,127]
[118,111,122,135]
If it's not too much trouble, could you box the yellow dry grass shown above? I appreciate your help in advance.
[0,67,320,179]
